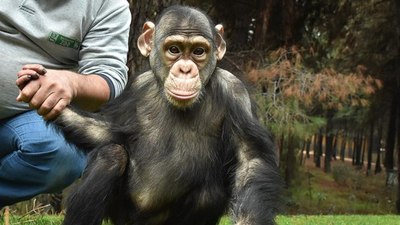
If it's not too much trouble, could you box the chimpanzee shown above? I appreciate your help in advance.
[54,5,284,225]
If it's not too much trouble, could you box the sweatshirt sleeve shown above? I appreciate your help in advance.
[78,0,131,99]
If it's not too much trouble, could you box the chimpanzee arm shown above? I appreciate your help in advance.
[52,107,114,150]
[231,120,283,225]
[63,144,128,225]
[218,69,284,225]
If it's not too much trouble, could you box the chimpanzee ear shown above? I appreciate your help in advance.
[215,24,226,60]
[137,22,155,57]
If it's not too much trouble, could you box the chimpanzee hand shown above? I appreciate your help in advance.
[16,64,77,121]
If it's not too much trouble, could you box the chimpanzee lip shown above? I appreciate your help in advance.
[166,88,199,100]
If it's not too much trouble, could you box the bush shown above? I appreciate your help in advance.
[332,162,363,189]
[332,162,349,186]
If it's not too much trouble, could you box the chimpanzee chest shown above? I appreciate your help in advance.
[127,117,226,212]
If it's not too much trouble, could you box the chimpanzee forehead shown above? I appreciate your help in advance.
[167,27,209,37]
[156,7,214,38]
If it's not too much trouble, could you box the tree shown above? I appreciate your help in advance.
[248,47,380,184]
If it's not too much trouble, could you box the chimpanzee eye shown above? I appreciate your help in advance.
[193,47,205,56]
[168,46,180,54]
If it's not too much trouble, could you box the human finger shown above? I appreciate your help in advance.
[42,98,69,121]
[16,80,40,102]
[17,68,41,78]
[16,74,40,90]
[29,87,54,111]
[22,64,47,75]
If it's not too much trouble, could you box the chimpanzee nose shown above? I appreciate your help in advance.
[170,59,199,79]
[180,63,192,74]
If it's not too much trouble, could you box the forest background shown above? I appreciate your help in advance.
[4,0,400,218]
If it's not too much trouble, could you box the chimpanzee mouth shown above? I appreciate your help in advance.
[166,88,199,100]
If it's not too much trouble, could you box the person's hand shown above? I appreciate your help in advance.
[16,64,78,120]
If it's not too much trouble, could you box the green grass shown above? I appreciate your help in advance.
[0,215,228,225]
[276,215,400,225]
[2,215,400,225]
[0,214,61,225]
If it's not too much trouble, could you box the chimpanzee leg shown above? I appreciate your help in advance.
[63,144,127,225]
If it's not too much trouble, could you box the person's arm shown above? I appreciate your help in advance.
[15,0,131,121]
[77,0,131,100]
[16,64,110,120]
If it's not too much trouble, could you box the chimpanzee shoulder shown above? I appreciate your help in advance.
[212,67,253,117]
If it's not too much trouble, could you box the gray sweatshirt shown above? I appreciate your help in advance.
[0,0,131,119]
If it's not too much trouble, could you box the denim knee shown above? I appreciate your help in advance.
[39,142,87,192]
[0,111,87,206]
[12,138,86,193]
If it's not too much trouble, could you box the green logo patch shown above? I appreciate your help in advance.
[48,31,80,50]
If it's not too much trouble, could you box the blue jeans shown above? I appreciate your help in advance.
[0,110,86,207]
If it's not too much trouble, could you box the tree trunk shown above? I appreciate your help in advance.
[340,131,347,161]
[305,137,311,159]
[351,136,356,165]
[254,0,275,49]
[315,130,323,168]
[282,0,295,45]
[361,135,366,166]
[396,77,400,213]
[367,121,374,176]
[300,140,305,165]
[397,122,400,213]
[312,133,318,157]
[385,96,397,170]
[278,133,285,165]
[375,121,383,174]
[324,134,333,173]
[332,131,338,160]
[285,133,296,187]
[324,114,334,173]
[353,132,363,166]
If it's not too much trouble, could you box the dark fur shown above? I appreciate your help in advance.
[54,6,284,225]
